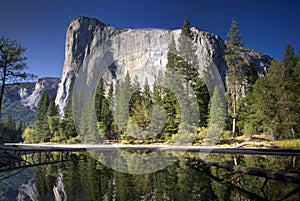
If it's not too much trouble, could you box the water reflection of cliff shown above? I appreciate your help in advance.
[0,151,299,201]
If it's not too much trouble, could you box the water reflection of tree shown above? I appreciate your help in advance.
[187,156,300,201]
[4,151,298,201]
[33,152,217,200]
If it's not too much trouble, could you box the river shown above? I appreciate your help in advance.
[0,148,299,201]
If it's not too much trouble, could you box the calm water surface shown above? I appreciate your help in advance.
[0,150,299,201]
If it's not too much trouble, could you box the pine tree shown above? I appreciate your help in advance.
[279,45,299,138]
[192,76,210,127]
[99,96,114,138]
[242,44,300,139]
[94,79,114,139]
[166,36,178,73]
[178,19,209,128]
[283,44,297,68]
[152,77,162,104]
[177,19,198,83]
[60,98,77,140]
[95,78,105,121]
[151,73,166,139]
[163,36,181,139]
[47,98,59,117]
[246,62,259,90]
[107,82,118,139]
[129,75,142,116]
[206,87,226,143]
[225,20,245,137]
[142,78,152,107]
[46,98,60,141]
[0,37,36,117]
[4,114,15,130]
[80,94,100,143]
[114,71,132,134]
[36,91,50,142]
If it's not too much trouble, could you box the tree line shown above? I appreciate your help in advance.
[1,19,300,144]
[225,20,300,140]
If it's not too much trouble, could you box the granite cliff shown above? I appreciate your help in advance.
[3,77,60,123]
[55,16,272,114]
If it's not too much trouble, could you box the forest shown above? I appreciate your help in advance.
[2,19,300,147]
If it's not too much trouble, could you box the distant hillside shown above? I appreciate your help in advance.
[2,77,60,124]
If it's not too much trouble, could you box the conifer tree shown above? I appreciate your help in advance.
[177,18,209,128]
[94,79,114,139]
[47,98,59,117]
[114,71,132,134]
[36,91,50,142]
[0,37,35,117]
[60,98,77,140]
[142,78,152,107]
[242,44,300,139]
[152,75,163,104]
[177,19,198,83]
[47,98,60,141]
[166,36,178,74]
[151,73,166,139]
[4,114,15,130]
[163,36,181,139]
[95,78,105,121]
[207,87,226,143]
[225,20,245,137]
[129,75,142,116]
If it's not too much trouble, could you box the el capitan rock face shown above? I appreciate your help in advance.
[55,16,272,114]
[55,17,126,114]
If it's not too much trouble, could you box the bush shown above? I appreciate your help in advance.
[22,127,39,143]
[66,136,81,144]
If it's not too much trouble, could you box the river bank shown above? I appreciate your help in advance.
[2,143,300,156]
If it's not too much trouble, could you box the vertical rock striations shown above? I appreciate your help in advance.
[56,16,272,114]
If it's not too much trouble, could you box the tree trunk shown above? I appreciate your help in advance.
[0,61,7,118]
[291,127,295,139]
[188,158,300,184]
[231,84,237,137]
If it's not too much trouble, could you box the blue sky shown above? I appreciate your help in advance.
[0,0,299,79]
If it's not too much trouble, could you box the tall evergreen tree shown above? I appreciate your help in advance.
[177,18,209,128]
[95,78,105,121]
[36,91,50,142]
[207,87,226,143]
[166,36,178,73]
[177,19,198,83]
[60,98,77,140]
[0,37,35,117]
[129,75,142,116]
[4,114,15,130]
[225,20,245,137]
[114,71,132,134]
[246,62,259,90]
[142,78,152,107]
[151,73,166,139]
[47,98,59,117]
[163,36,181,139]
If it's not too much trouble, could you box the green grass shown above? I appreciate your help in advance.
[271,139,300,149]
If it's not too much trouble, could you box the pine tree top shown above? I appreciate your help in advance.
[180,19,193,40]
[226,20,243,48]
[283,44,296,66]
